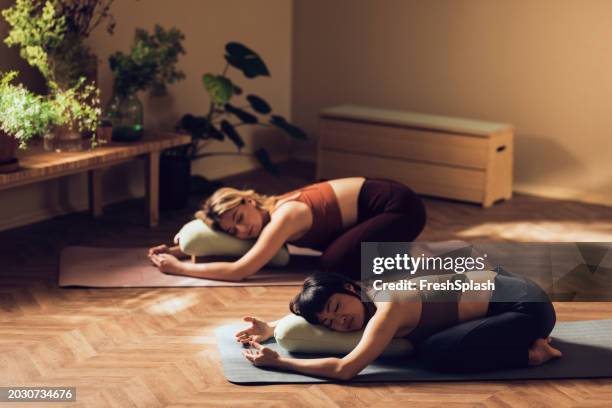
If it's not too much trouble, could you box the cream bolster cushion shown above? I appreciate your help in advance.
[174,219,290,267]
[274,314,414,357]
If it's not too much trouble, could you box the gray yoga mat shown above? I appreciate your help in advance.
[215,319,612,384]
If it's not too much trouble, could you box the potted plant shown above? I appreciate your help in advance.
[0,71,55,172]
[44,77,102,151]
[161,42,307,210]
[106,24,185,142]
[2,0,113,150]
[0,71,101,166]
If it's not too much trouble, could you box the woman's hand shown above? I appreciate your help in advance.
[148,244,172,256]
[149,253,185,275]
[235,316,274,344]
[242,341,281,368]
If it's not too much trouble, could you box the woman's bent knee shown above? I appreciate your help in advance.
[529,300,556,338]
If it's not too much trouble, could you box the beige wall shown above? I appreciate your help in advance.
[89,0,293,179]
[292,0,612,206]
[0,0,293,231]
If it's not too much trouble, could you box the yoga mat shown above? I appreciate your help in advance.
[215,319,612,384]
[59,245,320,288]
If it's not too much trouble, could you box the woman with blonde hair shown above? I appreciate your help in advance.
[148,177,426,281]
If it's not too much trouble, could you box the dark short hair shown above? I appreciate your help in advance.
[289,272,362,325]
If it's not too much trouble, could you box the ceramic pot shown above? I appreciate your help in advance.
[0,130,19,173]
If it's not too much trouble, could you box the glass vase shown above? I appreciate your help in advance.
[43,124,84,152]
[106,93,144,142]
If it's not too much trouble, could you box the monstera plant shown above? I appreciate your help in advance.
[159,42,307,210]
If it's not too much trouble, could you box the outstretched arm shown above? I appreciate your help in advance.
[234,316,280,344]
[151,206,299,281]
[244,304,401,380]
[148,244,189,259]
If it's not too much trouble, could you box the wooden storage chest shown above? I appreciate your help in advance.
[317,105,513,207]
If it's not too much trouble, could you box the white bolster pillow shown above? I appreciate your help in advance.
[274,314,413,357]
[174,219,290,267]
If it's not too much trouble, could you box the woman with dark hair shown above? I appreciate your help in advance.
[236,271,561,380]
[149,177,426,281]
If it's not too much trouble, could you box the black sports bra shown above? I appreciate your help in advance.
[404,274,468,341]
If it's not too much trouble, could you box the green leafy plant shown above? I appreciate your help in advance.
[2,0,66,81]
[2,0,105,148]
[0,72,56,148]
[2,0,115,88]
[109,24,186,98]
[176,42,307,175]
[48,78,102,139]
[0,71,101,148]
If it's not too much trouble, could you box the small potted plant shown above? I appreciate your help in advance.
[0,72,55,172]
[106,24,185,142]
[161,42,307,210]
[0,71,101,167]
[44,78,102,151]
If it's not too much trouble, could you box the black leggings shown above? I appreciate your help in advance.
[416,274,557,372]
[320,179,426,280]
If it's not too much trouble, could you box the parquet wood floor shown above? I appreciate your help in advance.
[1,161,612,407]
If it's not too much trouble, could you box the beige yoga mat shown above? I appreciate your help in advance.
[59,245,320,288]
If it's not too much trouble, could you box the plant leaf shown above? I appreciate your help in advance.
[225,42,255,59]
[255,148,279,176]
[202,73,234,105]
[220,120,244,149]
[246,94,271,114]
[224,42,270,78]
[180,114,224,141]
[207,124,225,141]
[225,103,258,124]
[269,115,307,140]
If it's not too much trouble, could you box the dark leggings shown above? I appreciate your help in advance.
[320,179,426,280]
[416,274,557,372]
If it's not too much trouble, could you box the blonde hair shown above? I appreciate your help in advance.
[196,187,277,230]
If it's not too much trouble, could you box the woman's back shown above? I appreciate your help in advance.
[273,177,366,249]
[372,270,497,341]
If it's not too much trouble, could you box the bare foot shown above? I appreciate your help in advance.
[528,338,562,366]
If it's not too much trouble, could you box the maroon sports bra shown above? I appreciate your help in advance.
[276,182,343,250]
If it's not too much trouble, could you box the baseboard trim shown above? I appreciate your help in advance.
[514,182,612,208]
[0,192,136,233]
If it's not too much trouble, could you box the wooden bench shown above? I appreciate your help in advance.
[317,105,514,207]
[0,132,191,226]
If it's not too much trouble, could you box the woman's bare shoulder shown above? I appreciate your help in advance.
[269,201,312,234]
[271,200,309,219]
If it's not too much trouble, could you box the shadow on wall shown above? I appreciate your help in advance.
[515,133,587,184]
[143,91,179,131]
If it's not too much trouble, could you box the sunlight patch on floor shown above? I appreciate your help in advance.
[146,293,199,315]
[457,221,612,242]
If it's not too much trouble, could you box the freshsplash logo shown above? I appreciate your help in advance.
[371,253,488,275]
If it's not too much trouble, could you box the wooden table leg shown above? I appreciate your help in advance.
[145,151,160,227]
[88,168,104,217]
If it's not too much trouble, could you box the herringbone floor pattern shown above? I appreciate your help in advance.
[1,161,612,407]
